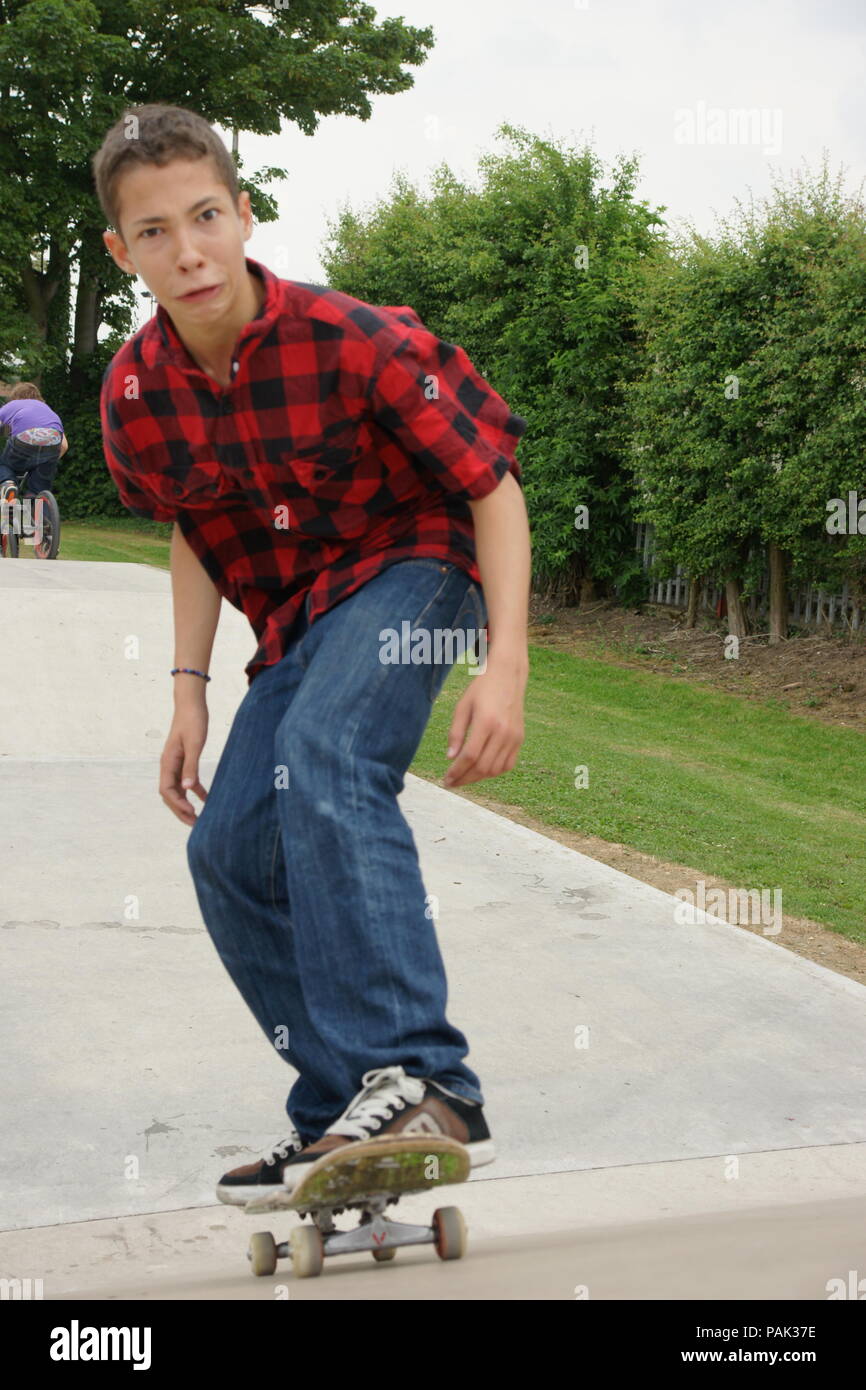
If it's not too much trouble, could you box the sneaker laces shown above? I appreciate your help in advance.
[325,1066,426,1141]
[262,1132,302,1165]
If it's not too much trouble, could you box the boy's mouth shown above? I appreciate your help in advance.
[179,283,222,302]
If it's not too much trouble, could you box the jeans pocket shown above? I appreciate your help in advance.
[464,579,487,632]
[451,582,488,684]
[422,573,488,703]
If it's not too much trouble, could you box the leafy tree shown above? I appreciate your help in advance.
[324,125,667,603]
[627,158,866,640]
[0,0,434,514]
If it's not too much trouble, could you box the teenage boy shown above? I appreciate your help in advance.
[94,103,531,1204]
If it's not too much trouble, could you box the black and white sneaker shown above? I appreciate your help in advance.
[280,1065,495,1197]
[216,1130,309,1206]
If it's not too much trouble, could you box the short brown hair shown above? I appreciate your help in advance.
[91,103,240,239]
[8,383,43,401]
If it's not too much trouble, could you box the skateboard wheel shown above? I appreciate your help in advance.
[289,1224,324,1278]
[248,1231,278,1277]
[432,1207,466,1261]
[372,1248,397,1263]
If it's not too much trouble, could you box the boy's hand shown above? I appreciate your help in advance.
[161,702,209,824]
[443,658,527,788]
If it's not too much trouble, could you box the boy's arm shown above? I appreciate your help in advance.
[467,471,531,671]
[100,377,176,522]
[366,318,531,789]
[59,433,68,456]
[170,520,221,709]
[160,520,222,824]
[368,320,526,502]
[440,471,530,789]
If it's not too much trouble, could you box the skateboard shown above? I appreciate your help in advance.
[243,1134,471,1278]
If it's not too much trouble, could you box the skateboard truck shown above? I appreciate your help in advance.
[247,1194,467,1278]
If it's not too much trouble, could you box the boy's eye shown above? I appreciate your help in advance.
[140,208,219,239]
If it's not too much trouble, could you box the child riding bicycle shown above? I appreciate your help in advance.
[0,383,68,519]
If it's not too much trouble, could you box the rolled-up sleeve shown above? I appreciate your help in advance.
[369,321,527,501]
[100,382,175,523]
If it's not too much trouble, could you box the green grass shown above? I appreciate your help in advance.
[48,518,866,945]
[46,516,173,567]
[415,645,866,946]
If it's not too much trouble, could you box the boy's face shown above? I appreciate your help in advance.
[102,156,255,327]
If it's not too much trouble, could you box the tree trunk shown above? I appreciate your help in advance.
[767,542,789,645]
[72,267,102,362]
[19,260,50,348]
[685,576,702,627]
[18,240,68,386]
[724,576,751,639]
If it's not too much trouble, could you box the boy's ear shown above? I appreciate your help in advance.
[237,190,254,235]
[103,229,134,275]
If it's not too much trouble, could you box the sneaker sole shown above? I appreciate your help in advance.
[467,1138,496,1167]
[216,1181,288,1207]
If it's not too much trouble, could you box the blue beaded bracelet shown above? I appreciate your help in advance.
[171,667,211,682]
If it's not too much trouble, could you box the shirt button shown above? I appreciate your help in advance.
[232,360,239,374]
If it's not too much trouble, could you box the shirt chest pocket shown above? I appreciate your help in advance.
[145,447,242,512]
[288,426,364,493]
[254,422,380,534]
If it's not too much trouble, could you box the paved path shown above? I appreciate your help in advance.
[2,560,864,1298]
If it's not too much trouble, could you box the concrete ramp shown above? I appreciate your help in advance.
[2,558,865,1297]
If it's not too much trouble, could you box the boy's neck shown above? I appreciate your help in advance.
[174,269,265,386]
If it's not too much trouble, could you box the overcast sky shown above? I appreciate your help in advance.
[132,0,866,329]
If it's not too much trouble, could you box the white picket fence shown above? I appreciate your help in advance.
[634,523,863,631]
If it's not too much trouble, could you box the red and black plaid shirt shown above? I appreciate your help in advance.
[100,257,526,685]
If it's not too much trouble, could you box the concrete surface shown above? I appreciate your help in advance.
[1,558,865,1299]
[3,1162,865,1300]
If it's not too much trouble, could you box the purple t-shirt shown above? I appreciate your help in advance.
[0,399,63,445]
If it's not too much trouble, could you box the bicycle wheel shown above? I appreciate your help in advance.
[0,488,19,557]
[32,490,60,559]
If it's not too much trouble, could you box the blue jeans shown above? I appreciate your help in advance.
[0,437,61,495]
[187,558,489,1142]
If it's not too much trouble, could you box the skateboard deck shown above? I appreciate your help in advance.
[243,1134,472,1278]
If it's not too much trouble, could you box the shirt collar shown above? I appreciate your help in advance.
[140,257,282,372]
